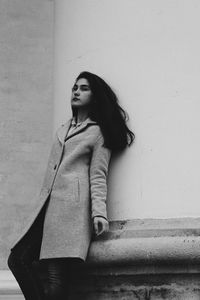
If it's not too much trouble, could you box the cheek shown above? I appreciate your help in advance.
[85,93,92,104]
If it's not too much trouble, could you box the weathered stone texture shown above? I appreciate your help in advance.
[69,273,200,299]
[0,0,54,268]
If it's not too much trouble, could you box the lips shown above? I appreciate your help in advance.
[73,97,80,101]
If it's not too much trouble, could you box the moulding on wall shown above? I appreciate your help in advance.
[3,218,200,296]
[86,218,200,273]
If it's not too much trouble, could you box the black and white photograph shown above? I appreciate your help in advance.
[1,1,200,299]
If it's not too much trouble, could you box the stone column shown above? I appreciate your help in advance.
[54,1,200,298]
[54,0,200,220]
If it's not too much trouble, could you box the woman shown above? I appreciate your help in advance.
[7,71,135,299]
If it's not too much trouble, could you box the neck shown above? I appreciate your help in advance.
[76,108,89,123]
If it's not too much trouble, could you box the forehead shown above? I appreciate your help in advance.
[75,78,90,86]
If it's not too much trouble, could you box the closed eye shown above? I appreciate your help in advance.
[72,84,90,92]
[72,85,78,92]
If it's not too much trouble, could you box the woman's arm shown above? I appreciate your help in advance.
[90,133,111,234]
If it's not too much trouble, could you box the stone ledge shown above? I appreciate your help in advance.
[85,218,200,272]
[3,236,200,294]
[0,271,21,295]
[3,218,200,295]
[87,236,200,269]
[101,217,200,238]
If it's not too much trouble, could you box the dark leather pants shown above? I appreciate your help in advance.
[7,203,83,300]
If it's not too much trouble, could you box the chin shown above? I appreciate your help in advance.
[71,102,81,108]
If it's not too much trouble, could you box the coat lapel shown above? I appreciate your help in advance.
[56,119,71,144]
[56,118,97,144]
[65,118,97,142]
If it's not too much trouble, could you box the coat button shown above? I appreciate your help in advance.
[54,164,57,170]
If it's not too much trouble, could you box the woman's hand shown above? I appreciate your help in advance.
[93,216,109,236]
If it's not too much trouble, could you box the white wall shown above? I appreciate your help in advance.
[1,0,54,268]
[54,0,200,220]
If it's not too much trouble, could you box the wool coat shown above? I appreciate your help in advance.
[11,118,111,261]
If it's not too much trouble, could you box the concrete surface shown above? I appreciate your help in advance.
[0,271,24,299]
[3,220,200,299]
[55,0,200,221]
[86,218,200,266]
[0,0,54,268]
[0,297,23,300]
[2,272,200,300]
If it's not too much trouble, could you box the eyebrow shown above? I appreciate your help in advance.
[74,84,90,87]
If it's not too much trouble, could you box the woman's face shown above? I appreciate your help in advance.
[71,78,92,108]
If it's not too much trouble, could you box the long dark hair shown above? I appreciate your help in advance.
[74,71,135,152]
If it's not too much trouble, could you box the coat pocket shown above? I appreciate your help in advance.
[72,176,80,203]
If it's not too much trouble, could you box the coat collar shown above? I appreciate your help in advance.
[56,117,97,144]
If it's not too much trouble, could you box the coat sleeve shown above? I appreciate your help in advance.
[90,134,112,220]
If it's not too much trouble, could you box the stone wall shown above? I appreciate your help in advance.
[70,272,200,300]
[0,0,54,268]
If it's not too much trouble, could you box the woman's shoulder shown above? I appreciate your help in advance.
[87,122,102,137]
[56,117,102,140]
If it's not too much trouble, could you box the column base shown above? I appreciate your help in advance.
[3,218,200,299]
[77,218,200,299]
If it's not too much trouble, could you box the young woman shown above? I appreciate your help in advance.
[7,71,135,299]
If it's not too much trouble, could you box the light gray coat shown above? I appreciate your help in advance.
[11,118,111,261]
